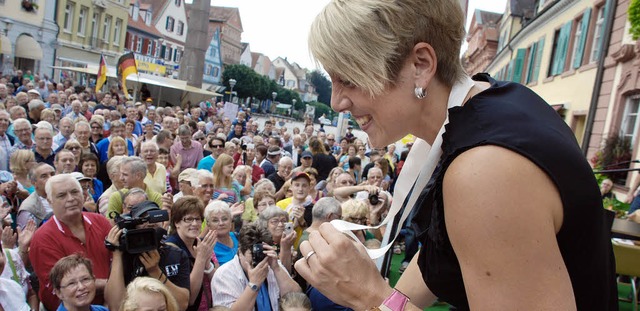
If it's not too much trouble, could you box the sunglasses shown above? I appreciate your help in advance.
[211,144,224,148]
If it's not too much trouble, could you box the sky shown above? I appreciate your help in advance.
[206,0,508,70]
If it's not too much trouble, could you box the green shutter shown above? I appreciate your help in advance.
[512,48,526,83]
[506,59,514,81]
[553,21,573,75]
[573,8,591,69]
[595,0,610,61]
[526,42,538,83]
[533,37,545,82]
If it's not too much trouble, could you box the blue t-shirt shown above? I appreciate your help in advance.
[96,137,135,163]
[197,155,216,171]
[214,231,238,266]
[57,304,109,311]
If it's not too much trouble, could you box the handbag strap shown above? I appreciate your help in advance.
[4,250,20,285]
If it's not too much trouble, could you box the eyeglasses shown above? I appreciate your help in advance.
[198,184,214,189]
[347,217,367,223]
[211,144,224,149]
[60,276,94,291]
[182,216,203,224]
[268,218,288,226]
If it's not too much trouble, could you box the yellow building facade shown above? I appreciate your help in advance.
[486,0,609,147]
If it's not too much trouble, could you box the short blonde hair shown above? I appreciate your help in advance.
[309,0,465,96]
[108,136,127,158]
[120,277,179,311]
[341,199,369,219]
[10,149,34,175]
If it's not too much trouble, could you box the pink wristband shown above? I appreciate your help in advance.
[377,289,409,311]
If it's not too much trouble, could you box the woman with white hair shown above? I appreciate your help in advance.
[98,156,126,215]
[205,200,238,266]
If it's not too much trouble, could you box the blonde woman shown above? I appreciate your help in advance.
[341,199,374,244]
[63,139,83,168]
[9,150,35,195]
[120,277,179,311]
[107,136,127,159]
[297,0,615,309]
[211,154,243,205]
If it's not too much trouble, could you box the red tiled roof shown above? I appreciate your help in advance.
[209,6,243,31]
[128,13,163,37]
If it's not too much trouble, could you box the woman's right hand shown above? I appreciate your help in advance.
[195,229,217,262]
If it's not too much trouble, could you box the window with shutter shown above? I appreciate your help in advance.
[532,37,545,82]
[512,49,526,83]
[572,8,591,69]
[525,42,537,84]
[552,21,572,75]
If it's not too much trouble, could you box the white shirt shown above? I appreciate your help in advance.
[211,255,284,311]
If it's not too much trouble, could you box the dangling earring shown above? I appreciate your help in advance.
[414,86,426,99]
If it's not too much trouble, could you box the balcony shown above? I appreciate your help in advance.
[89,36,109,50]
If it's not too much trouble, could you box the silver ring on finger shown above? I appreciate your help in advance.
[305,250,316,261]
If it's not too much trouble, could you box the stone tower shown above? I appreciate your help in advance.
[178,0,210,88]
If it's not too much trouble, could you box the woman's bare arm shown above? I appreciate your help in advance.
[443,145,575,310]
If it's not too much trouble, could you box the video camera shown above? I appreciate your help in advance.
[113,206,169,254]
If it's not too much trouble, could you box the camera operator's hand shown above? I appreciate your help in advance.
[106,225,123,251]
[195,229,217,263]
[140,250,162,276]
[362,185,379,195]
[242,254,269,286]
[263,244,280,269]
[280,230,296,250]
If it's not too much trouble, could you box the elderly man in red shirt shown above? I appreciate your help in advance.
[29,173,112,311]
[170,124,203,171]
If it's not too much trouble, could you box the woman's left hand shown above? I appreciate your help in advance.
[230,202,244,217]
[295,223,391,309]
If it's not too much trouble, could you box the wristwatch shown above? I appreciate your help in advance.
[247,282,259,292]
[368,289,409,311]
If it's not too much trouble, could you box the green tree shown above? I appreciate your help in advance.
[221,64,260,99]
[308,70,332,106]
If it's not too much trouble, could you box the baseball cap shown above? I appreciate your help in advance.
[178,168,199,185]
[291,171,311,183]
[130,200,161,218]
[301,150,313,159]
[70,172,92,182]
[145,98,153,102]
[51,104,63,111]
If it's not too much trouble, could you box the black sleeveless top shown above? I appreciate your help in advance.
[413,73,617,310]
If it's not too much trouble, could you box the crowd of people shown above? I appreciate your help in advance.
[0,70,409,311]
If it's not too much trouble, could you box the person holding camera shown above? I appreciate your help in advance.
[164,196,217,311]
[211,222,301,311]
[104,200,190,311]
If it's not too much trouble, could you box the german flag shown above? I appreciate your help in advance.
[117,52,138,98]
[95,54,107,91]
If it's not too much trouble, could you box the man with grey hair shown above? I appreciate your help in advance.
[9,118,34,154]
[268,156,293,193]
[74,121,99,156]
[29,173,112,310]
[170,124,203,171]
[33,123,56,166]
[27,99,45,124]
[53,117,74,148]
[0,84,8,103]
[106,156,163,219]
[298,197,342,250]
[16,162,55,229]
[67,99,83,121]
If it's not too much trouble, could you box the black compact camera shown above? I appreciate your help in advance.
[113,209,169,254]
[252,243,266,266]
[369,193,380,205]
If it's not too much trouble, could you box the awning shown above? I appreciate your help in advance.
[15,35,42,60]
[0,35,11,55]
[276,104,292,109]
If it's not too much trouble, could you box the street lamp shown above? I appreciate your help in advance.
[292,99,297,117]
[271,91,277,114]
[229,78,236,103]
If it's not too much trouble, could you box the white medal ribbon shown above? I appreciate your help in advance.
[330,76,476,260]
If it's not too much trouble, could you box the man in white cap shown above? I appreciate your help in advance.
[27,89,41,101]
[173,168,199,202]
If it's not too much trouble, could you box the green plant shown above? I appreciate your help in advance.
[629,0,640,40]
[590,133,633,185]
